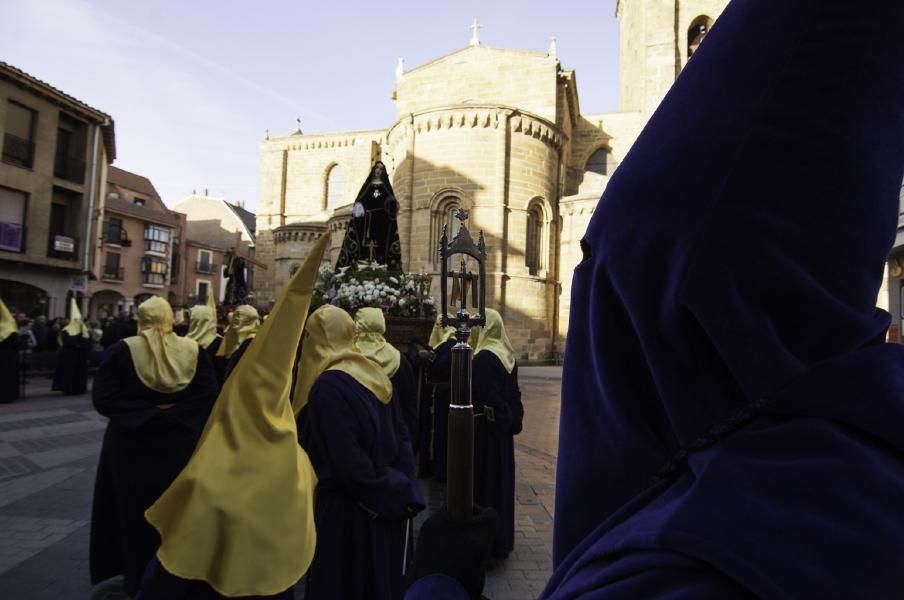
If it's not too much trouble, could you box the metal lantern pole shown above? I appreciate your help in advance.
[439,208,487,521]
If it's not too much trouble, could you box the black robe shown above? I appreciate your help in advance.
[52,331,89,395]
[89,341,219,597]
[422,339,454,481]
[472,354,523,561]
[0,335,19,403]
[223,337,253,382]
[391,353,418,455]
[299,371,424,600]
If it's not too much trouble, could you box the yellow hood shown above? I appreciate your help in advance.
[354,307,401,378]
[471,308,516,374]
[428,317,457,348]
[145,233,328,597]
[293,305,393,414]
[216,305,259,358]
[0,299,16,343]
[124,297,200,393]
[185,305,219,349]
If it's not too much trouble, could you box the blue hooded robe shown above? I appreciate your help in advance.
[408,0,904,597]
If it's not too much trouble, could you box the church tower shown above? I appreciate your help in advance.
[616,0,728,116]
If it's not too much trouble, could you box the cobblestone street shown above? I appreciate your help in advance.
[0,367,561,599]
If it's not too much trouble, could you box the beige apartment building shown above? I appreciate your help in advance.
[172,192,255,303]
[256,1,731,359]
[0,61,116,317]
[88,166,188,319]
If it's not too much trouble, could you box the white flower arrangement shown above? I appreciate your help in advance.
[312,261,436,318]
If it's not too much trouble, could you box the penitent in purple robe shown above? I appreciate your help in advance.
[300,370,425,600]
[90,341,219,597]
[409,0,904,598]
[472,353,523,561]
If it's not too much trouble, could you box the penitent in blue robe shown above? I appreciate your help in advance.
[300,370,425,600]
[472,353,523,561]
[408,0,904,597]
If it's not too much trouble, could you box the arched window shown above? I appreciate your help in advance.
[430,195,462,263]
[585,148,609,177]
[325,164,346,210]
[688,15,713,59]
[525,203,545,276]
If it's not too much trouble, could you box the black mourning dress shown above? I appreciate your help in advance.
[336,161,402,272]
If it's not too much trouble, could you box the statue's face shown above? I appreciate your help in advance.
[373,162,385,178]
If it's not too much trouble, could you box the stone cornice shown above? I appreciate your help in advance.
[386,105,566,151]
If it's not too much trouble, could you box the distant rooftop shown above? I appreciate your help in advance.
[107,166,162,203]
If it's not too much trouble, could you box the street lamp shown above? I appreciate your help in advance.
[439,208,486,520]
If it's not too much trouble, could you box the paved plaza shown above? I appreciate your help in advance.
[0,367,561,599]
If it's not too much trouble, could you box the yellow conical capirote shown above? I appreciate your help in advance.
[124,297,199,393]
[293,305,393,415]
[354,307,401,378]
[0,299,16,343]
[145,234,329,597]
[471,308,516,374]
[62,297,89,338]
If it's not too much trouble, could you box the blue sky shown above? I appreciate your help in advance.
[0,0,620,211]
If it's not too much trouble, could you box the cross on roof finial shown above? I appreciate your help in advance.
[295,117,303,134]
[469,18,483,47]
[454,207,469,223]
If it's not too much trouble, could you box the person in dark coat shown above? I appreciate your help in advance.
[470,308,523,562]
[0,299,20,404]
[31,314,47,352]
[422,319,456,481]
[406,1,904,598]
[89,296,218,598]
[354,307,418,452]
[219,304,260,381]
[52,298,90,395]
[296,305,425,600]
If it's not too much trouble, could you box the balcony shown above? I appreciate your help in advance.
[46,234,79,261]
[53,152,86,184]
[102,266,125,281]
[104,230,132,247]
[195,261,218,275]
[2,133,34,168]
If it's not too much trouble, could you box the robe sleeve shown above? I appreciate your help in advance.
[508,364,524,436]
[392,354,419,446]
[305,376,422,520]
[404,575,469,600]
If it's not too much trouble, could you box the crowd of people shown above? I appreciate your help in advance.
[36,238,520,599]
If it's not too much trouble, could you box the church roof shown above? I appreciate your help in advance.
[403,45,552,77]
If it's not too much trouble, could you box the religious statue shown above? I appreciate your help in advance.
[336,161,403,272]
[222,250,248,305]
[689,23,708,57]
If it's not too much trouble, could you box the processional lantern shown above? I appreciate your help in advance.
[439,208,487,521]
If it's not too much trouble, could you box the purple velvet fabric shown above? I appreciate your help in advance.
[548,0,904,596]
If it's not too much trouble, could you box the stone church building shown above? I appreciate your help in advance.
[254,0,729,359]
